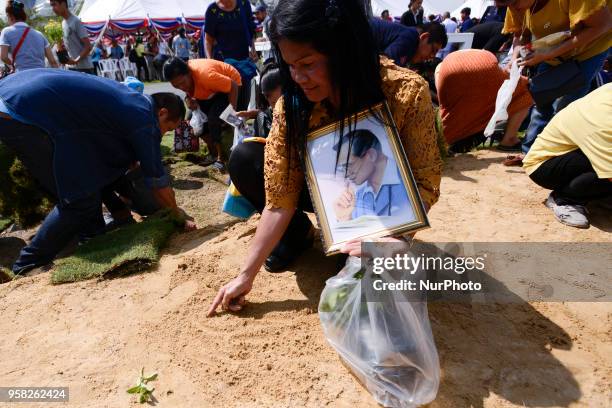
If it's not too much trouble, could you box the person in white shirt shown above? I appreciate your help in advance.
[437,12,458,59]
[0,0,58,72]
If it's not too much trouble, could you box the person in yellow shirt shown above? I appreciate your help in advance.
[523,84,612,228]
[495,0,611,153]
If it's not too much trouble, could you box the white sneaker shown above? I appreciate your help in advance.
[545,193,589,229]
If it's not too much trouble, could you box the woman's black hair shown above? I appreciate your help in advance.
[178,27,186,38]
[268,0,385,176]
[421,22,449,48]
[6,0,27,22]
[256,62,282,109]
[163,57,190,81]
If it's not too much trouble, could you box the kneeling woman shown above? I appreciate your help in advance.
[208,0,443,315]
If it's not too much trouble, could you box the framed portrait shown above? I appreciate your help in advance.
[304,102,429,255]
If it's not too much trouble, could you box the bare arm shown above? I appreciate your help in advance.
[249,37,257,61]
[67,37,92,65]
[205,32,215,59]
[0,45,11,66]
[152,186,179,210]
[76,37,92,62]
[236,109,259,120]
[207,206,295,316]
[45,46,59,68]
[520,6,612,66]
[152,186,196,230]
[547,7,612,59]
[228,80,239,109]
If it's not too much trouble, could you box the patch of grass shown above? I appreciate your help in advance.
[0,217,12,233]
[161,133,174,159]
[0,266,15,284]
[0,144,54,227]
[52,215,178,284]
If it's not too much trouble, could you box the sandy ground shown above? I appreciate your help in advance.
[0,150,610,408]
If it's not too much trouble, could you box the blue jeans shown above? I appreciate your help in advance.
[0,118,104,274]
[522,50,609,154]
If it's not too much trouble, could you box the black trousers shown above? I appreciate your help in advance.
[135,57,149,82]
[228,141,313,246]
[530,149,612,205]
[101,168,160,217]
[0,118,103,273]
[198,93,230,144]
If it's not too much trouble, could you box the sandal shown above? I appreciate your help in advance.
[212,160,226,171]
[497,142,522,152]
[503,155,523,167]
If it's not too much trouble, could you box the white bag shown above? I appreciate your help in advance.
[189,108,208,137]
[484,60,521,137]
[319,256,440,408]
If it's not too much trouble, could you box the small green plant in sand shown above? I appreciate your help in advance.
[127,368,158,404]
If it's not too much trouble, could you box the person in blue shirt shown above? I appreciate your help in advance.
[90,41,106,75]
[204,0,256,61]
[0,69,196,274]
[480,6,507,24]
[333,130,412,222]
[172,28,191,61]
[109,39,124,60]
[459,7,475,32]
[370,18,448,67]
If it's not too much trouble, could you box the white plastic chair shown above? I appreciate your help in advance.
[97,59,114,79]
[119,57,136,79]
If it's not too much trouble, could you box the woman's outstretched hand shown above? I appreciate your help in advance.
[207,272,255,316]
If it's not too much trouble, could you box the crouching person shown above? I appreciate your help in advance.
[163,57,242,171]
[523,84,612,229]
[0,69,196,274]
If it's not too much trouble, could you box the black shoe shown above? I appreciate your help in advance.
[264,229,314,273]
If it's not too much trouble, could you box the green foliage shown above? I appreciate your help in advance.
[434,107,448,160]
[0,144,54,228]
[0,267,15,284]
[127,368,158,404]
[52,214,178,284]
[0,217,11,233]
[43,19,63,45]
[319,267,364,313]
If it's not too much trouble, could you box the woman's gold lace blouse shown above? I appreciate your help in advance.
[264,57,442,211]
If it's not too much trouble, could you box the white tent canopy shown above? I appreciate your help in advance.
[371,0,494,20]
[79,0,211,23]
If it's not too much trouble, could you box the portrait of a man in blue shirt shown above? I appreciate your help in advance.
[333,129,412,222]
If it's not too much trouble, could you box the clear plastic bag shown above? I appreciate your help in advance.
[319,256,440,408]
[484,59,521,137]
[189,108,208,137]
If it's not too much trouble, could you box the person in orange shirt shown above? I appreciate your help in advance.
[164,57,242,170]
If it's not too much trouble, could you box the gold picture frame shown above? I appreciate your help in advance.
[303,102,429,255]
